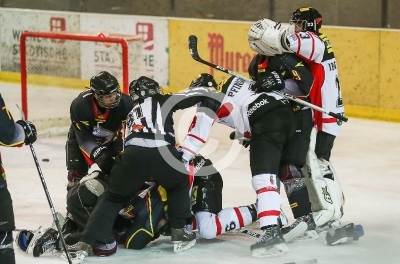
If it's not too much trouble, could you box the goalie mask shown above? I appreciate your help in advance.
[90,71,122,108]
[289,7,322,33]
[129,76,163,101]
[189,73,217,89]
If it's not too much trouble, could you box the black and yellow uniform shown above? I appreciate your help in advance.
[0,93,36,264]
[66,90,133,184]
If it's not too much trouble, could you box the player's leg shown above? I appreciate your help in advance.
[0,188,16,264]
[66,127,89,191]
[123,187,165,250]
[248,106,294,257]
[278,109,317,242]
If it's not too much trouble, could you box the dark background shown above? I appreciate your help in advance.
[1,0,398,29]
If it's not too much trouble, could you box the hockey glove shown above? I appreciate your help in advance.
[90,146,115,175]
[16,120,37,145]
[253,71,284,93]
[229,131,251,148]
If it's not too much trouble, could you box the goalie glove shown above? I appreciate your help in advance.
[253,71,285,93]
[248,18,292,56]
[229,131,251,148]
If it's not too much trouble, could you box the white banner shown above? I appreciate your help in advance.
[0,9,169,87]
[80,13,169,86]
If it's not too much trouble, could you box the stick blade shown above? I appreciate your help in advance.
[188,35,199,58]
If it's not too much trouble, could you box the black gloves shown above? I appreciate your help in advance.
[16,120,37,145]
[252,71,284,93]
[229,131,251,148]
[90,146,115,175]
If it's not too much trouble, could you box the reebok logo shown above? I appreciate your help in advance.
[194,158,205,173]
[247,99,269,117]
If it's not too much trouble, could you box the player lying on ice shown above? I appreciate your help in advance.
[15,154,258,261]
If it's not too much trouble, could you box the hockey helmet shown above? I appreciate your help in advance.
[129,76,163,101]
[189,73,218,89]
[90,71,122,108]
[289,7,322,33]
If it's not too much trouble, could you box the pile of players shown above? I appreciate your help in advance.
[1,6,363,264]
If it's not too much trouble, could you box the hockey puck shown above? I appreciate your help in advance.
[42,158,50,162]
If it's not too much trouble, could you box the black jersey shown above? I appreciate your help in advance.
[69,90,133,157]
[125,88,210,146]
[252,53,314,99]
[0,93,26,188]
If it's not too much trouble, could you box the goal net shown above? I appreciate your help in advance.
[20,31,144,137]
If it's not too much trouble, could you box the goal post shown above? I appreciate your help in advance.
[19,31,144,137]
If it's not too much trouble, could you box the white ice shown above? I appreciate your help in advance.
[1,83,400,264]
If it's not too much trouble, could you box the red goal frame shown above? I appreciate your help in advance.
[19,31,133,120]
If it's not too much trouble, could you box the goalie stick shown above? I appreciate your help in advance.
[16,105,72,264]
[187,35,348,123]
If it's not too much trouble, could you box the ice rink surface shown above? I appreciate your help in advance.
[1,85,400,263]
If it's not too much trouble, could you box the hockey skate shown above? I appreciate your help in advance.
[171,227,196,253]
[250,225,289,258]
[31,227,58,257]
[282,213,319,243]
[60,241,93,263]
[326,223,364,246]
[21,226,47,256]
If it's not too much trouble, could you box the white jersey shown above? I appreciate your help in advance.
[287,31,345,136]
[179,77,286,161]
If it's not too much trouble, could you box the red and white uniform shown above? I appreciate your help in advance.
[192,208,254,239]
[287,31,345,136]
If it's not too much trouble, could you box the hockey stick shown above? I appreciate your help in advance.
[240,229,261,238]
[16,105,72,264]
[188,35,348,123]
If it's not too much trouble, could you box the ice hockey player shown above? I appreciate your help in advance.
[178,73,296,258]
[0,93,37,264]
[245,47,318,243]
[65,71,133,189]
[17,153,258,260]
[247,7,361,245]
[61,75,213,262]
[16,170,168,258]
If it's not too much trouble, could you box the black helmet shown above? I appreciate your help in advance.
[289,7,322,33]
[248,55,270,81]
[90,71,121,108]
[189,73,217,88]
[129,76,163,101]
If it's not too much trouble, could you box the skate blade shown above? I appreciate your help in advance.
[283,222,307,243]
[173,239,196,253]
[293,230,319,242]
[326,236,348,246]
[251,242,289,258]
[60,251,86,264]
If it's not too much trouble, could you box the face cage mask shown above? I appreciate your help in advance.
[94,90,122,108]
[290,18,316,32]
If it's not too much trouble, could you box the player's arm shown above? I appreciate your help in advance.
[0,94,35,146]
[162,86,214,112]
[69,105,98,158]
[285,31,325,63]
[279,54,314,97]
[178,92,221,162]
[69,103,116,175]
